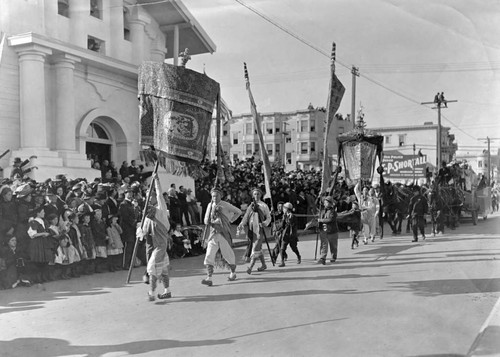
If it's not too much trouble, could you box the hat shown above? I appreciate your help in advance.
[210,187,222,195]
[0,185,12,196]
[77,204,93,216]
[323,196,334,204]
[283,202,293,210]
[251,188,263,195]
[91,203,102,211]
[14,184,33,198]
[412,185,421,192]
[3,232,16,246]
[13,157,22,164]
[46,213,58,222]
[72,183,83,191]
[54,174,66,182]
[95,191,107,200]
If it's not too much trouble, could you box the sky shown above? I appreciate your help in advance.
[182,0,500,155]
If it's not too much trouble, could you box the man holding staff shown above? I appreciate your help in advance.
[202,188,242,286]
[238,188,272,274]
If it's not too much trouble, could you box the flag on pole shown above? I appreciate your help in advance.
[320,43,345,195]
[244,63,272,200]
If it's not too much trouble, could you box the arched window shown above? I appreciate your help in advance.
[86,123,109,139]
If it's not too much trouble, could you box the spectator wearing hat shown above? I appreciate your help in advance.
[106,214,123,272]
[177,186,191,226]
[14,184,34,255]
[47,213,69,280]
[0,233,31,289]
[276,202,301,267]
[0,185,18,236]
[90,204,109,273]
[103,186,119,218]
[43,190,62,222]
[10,156,37,180]
[119,187,138,270]
[185,188,200,225]
[407,186,427,242]
[78,210,97,275]
[65,182,83,203]
[238,187,271,272]
[166,188,181,224]
[119,161,129,181]
[197,184,211,223]
[317,196,339,265]
[67,212,87,276]
[27,206,53,283]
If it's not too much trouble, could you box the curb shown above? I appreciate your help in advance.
[467,296,500,356]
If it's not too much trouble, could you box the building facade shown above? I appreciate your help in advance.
[368,121,458,171]
[0,0,215,185]
[456,149,499,184]
[208,106,354,171]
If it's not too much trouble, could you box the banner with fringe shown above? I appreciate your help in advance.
[138,62,220,178]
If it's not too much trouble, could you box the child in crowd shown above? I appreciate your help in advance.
[78,211,96,275]
[106,215,124,271]
[170,223,188,258]
[90,205,108,273]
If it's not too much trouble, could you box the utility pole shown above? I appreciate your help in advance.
[478,137,500,185]
[351,66,359,125]
[421,92,457,169]
[413,143,416,184]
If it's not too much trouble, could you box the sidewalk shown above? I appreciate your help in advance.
[467,296,500,356]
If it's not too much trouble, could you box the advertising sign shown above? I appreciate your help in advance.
[381,151,428,180]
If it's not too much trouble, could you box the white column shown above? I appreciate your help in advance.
[54,54,81,152]
[109,0,124,58]
[18,47,52,149]
[68,0,88,48]
[173,24,179,65]
[129,18,149,65]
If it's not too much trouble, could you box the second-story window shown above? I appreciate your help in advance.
[267,144,273,155]
[90,0,102,19]
[300,120,308,132]
[398,134,406,147]
[232,132,239,145]
[266,123,273,135]
[58,0,69,17]
[246,144,252,155]
[310,142,316,153]
[300,142,308,154]
[310,119,316,132]
[246,122,252,135]
[88,36,104,53]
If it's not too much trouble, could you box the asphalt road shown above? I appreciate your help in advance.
[1,213,499,357]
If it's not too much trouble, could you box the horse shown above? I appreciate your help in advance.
[427,183,464,235]
[380,181,413,235]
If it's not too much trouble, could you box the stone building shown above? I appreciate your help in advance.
[368,121,458,171]
[0,0,214,185]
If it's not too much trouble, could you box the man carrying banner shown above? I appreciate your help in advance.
[238,188,272,274]
[202,188,242,286]
[138,173,172,301]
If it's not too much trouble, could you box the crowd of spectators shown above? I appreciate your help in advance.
[2,155,498,291]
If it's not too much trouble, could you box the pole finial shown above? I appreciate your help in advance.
[331,42,336,63]
[244,62,249,81]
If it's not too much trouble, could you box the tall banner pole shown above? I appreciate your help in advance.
[317,42,345,258]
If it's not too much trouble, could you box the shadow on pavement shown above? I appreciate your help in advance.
[390,278,500,296]
[0,337,233,357]
[175,288,384,303]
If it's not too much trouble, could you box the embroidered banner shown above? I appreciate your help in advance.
[138,62,220,176]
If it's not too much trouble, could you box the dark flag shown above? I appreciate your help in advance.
[320,43,345,195]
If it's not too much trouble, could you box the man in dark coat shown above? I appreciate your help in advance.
[177,186,191,226]
[277,202,301,267]
[408,186,427,242]
[119,187,138,269]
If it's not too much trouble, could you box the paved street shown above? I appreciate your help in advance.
[1,214,499,357]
